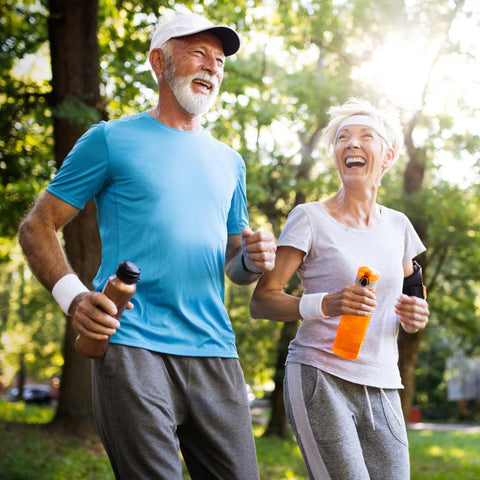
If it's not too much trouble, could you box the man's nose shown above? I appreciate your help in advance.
[203,55,221,77]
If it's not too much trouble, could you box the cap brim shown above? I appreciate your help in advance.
[173,25,240,56]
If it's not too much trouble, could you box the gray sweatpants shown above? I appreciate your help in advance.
[92,345,260,480]
[284,363,410,480]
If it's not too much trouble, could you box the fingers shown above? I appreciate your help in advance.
[71,291,120,340]
[395,294,429,332]
[241,227,276,272]
[325,285,377,318]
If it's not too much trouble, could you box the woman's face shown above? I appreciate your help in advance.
[333,124,393,189]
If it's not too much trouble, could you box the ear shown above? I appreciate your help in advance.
[149,48,165,76]
[382,147,395,171]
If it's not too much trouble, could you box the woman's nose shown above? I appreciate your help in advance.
[346,137,360,148]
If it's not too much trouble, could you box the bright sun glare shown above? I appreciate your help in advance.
[355,7,480,187]
[357,32,432,113]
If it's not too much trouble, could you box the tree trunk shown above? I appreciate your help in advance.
[47,0,102,430]
[398,329,425,421]
[17,353,26,402]
[398,124,427,421]
[54,202,101,430]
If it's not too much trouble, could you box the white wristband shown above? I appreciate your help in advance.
[52,274,89,315]
[299,293,330,320]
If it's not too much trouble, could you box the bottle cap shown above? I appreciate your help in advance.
[116,261,141,284]
[356,266,381,288]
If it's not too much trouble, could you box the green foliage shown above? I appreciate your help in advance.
[0,1,52,237]
[0,0,47,66]
[0,400,55,424]
[227,282,282,385]
[53,95,104,130]
[382,170,480,415]
[0,249,65,388]
[414,325,458,420]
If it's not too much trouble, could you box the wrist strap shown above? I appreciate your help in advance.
[52,274,89,315]
[299,293,330,320]
[240,253,263,275]
[403,261,426,299]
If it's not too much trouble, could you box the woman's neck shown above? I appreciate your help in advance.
[323,189,381,229]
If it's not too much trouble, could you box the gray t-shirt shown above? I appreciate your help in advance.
[278,202,425,388]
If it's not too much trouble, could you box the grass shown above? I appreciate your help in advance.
[1,400,480,479]
[408,429,480,479]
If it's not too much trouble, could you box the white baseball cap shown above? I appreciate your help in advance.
[149,12,240,56]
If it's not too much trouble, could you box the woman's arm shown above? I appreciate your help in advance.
[250,246,305,322]
[250,246,378,322]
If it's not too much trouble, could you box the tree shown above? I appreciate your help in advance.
[396,0,472,420]
[46,0,104,430]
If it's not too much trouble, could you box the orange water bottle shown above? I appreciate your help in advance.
[332,266,380,360]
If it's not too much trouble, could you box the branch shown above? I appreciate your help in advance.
[418,0,466,114]
[425,242,450,293]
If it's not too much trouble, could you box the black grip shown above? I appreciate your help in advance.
[403,261,426,299]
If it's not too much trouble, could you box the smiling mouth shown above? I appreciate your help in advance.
[345,157,366,168]
[192,78,213,91]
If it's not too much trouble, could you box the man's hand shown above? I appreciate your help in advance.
[70,291,124,340]
[241,227,276,273]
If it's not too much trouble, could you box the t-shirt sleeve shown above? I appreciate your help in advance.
[402,214,426,263]
[227,155,249,235]
[46,122,109,209]
[277,205,311,254]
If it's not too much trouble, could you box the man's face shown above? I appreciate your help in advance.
[163,33,225,115]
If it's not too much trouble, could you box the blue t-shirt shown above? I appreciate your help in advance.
[47,112,249,357]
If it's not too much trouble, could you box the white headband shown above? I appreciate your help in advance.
[335,115,391,147]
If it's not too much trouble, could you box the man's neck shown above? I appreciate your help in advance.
[147,104,201,131]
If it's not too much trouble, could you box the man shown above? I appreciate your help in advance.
[19,11,275,480]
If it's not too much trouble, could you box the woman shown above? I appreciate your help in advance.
[250,98,429,480]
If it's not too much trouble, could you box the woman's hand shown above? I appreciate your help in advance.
[323,284,377,318]
[395,294,429,333]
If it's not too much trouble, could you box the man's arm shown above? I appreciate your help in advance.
[18,191,80,292]
[19,191,120,340]
[225,227,276,286]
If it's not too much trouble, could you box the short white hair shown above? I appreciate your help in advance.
[323,98,404,164]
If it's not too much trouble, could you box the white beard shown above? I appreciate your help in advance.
[164,55,220,115]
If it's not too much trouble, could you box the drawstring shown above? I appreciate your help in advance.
[380,388,403,426]
[364,385,375,430]
[363,386,403,431]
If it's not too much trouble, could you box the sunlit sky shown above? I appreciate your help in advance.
[12,1,480,186]
[357,0,480,186]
